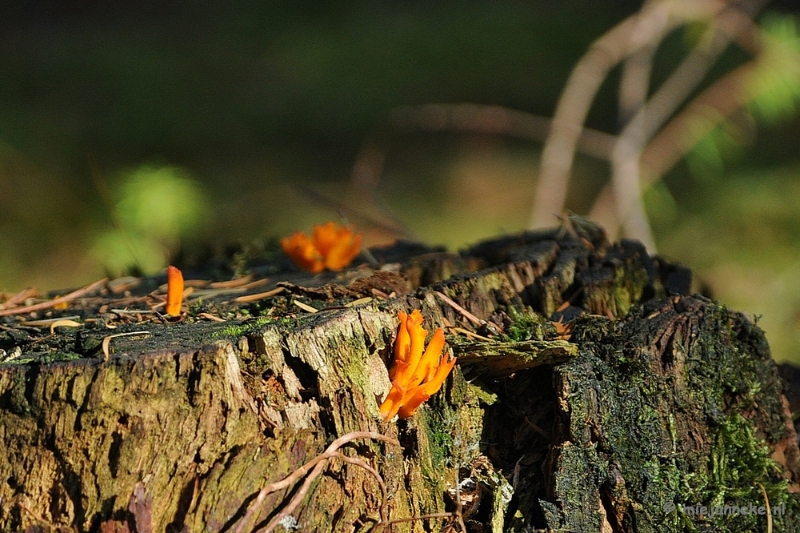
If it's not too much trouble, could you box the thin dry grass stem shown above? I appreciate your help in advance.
[234,432,399,533]
[757,483,773,533]
[618,47,657,127]
[360,246,381,269]
[640,61,756,178]
[234,287,285,304]
[346,138,412,240]
[524,416,552,439]
[378,471,467,533]
[453,471,467,533]
[628,2,762,205]
[635,1,767,179]
[384,104,616,159]
[46,319,82,334]
[208,274,254,289]
[0,287,39,309]
[20,315,81,328]
[448,326,492,342]
[610,129,658,250]
[196,312,226,322]
[613,0,660,249]
[637,29,759,154]
[293,300,318,314]
[344,297,373,308]
[101,331,152,362]
[18,502,60,530]
[435,291,484,329]
[530,0,725,230]
[530,1,676,228]
[0,278,108,318]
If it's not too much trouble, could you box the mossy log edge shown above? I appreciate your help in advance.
[0,229,798,533]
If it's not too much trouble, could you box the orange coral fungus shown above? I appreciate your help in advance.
[165,265,184,316]
[379,310,456,421]
[281,222,362,273]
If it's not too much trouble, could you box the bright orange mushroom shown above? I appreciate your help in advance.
[281,232,326,273]
[165,265,184,316]
[281,222,362,273]
[379,310,456,421]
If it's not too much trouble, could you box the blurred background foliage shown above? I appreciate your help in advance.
[89,165,209,276]
[1,1,799,362]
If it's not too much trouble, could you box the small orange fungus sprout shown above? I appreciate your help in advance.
[379,310,456,421]
[281,222,362,274]
[165,265,184,316]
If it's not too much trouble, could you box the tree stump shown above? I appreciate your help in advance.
[1,221,798,533]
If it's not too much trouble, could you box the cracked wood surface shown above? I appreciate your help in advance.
[1,222,798,532]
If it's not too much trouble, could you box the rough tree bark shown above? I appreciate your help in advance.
[1,221,798,533]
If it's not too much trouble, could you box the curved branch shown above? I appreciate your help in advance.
[591,3,767,240]
[234,431,399,533]
[530,0,725,229]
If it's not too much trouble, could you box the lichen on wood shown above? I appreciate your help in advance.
[0,221,797,533]
[451,336,578,379]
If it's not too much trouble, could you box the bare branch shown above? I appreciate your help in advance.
[642,63,755,179]
[530,0,726,229]
[592,2,767,241]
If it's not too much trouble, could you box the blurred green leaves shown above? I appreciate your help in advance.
[686,12,800,180]
[660,167,800,363]
[91,165,209,276]
[747,12,800,126]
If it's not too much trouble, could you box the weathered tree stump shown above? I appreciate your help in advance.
[1,222,798,532]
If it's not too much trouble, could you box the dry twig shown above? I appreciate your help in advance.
[601,0,767,246]
[529,0,725,229]
[0,287,39,309]
[0,278,107,317]
[234,287,285,303]
[435,291,484,329]
[233,431,399,533]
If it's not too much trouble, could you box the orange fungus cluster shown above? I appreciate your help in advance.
[379,310,457,421]
[165,265,184,316]
[281,222,362,274]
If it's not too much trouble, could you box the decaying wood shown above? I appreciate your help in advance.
[0,221,797,532]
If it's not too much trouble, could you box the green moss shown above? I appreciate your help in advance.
[0,356,36,366]
[211,315,289,339]
[647,411,797,533]
[500,306,555,342]
[425,409,457,469]
[648,423,773,528]
[692,413,790,530]
[0,351,84,366]
[414,367,488,494]
[542,299,800,532]
[468,381,498,406]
